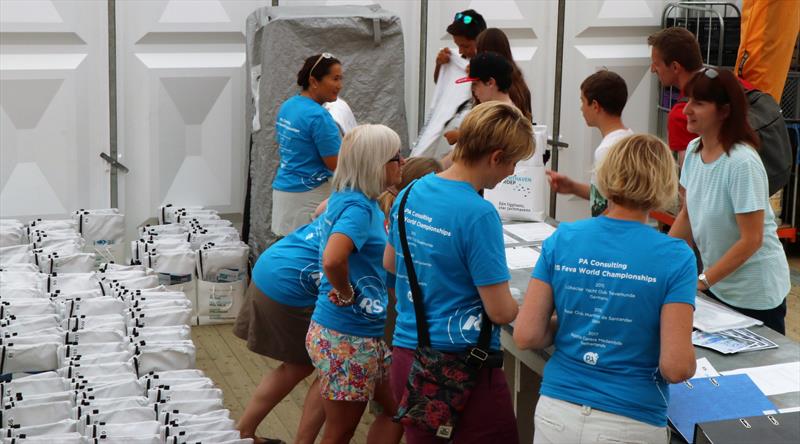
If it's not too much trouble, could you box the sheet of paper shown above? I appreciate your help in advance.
[503,233,518,245]
[505,247,540,270]
[693,296,763,332]
[503,223,556,243]
[721,362,800,396]
[692,357,720,379]
[779,406,800,413]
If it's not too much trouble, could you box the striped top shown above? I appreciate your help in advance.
[681,139,790,310]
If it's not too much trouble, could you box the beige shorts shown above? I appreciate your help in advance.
[271,181,331,237]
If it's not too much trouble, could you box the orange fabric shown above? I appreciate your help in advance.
[735,0,800,103]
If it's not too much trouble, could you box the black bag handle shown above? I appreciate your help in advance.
[397,180,493,353]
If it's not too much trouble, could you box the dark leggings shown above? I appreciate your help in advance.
[705,291,787,335]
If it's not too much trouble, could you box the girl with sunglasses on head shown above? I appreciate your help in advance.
[305,124,405,444]
[272,53,343,237]
[669,67,791,334]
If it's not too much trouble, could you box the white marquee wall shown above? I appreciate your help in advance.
[1,0,669,225]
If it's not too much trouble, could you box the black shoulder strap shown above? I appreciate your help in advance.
[397,181,430,347]
[397,180,493,351]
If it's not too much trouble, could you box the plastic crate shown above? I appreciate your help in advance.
[781,71,799,122]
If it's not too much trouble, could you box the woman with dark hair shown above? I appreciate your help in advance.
[669,68,790,334]
[272,53,343,237]
[477,28,532,121]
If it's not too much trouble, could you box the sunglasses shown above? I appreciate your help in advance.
[386,153,402,164]
[309,52,334,83]
[454,12,473,25]
[702,67,719,79]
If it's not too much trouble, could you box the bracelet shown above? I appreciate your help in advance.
[334,284,355,305]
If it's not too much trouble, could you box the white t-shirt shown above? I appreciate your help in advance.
[589,128,634,216]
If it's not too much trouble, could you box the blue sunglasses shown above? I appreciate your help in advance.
[454,12,473,25]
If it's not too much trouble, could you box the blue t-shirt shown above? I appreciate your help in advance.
[531,216,697,426]
[312,190,388,337]
[251,218,323,307]
[388,174,510,352]
[272,95,341,192]
[681,140,790,310]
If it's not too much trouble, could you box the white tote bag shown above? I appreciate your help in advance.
[0,333,63,347]
[80,406,155,427]
[0,272,48,292]
[65,297,127,318]
[47,272,100,293]
[196,280,246,326]
[64,350,133,368]
[148,387,222,404]
[0,226,25,248]
[66,329,125,345]
[144,377,214,391]
[168,429,240,444]
[79,379,143,399]
[162,418,236,438]
[0,400,73,428]
[1,316,61,335]
[0,343,60,374]
[59,342,131,359]
[195,244,248,282]
[90,420,162,438]
[2,433,84,444]
[1,376,67,398]
[134,342,196,375]
[0,300,58,318]
[74,210,125,262]
[128,308,192,328]
[154,398,224,416]
[43,252,96,274]
[159,408,230,426]
[57,360,136,379]
[4,390,75,407]
[187,229,240,250]
[0,287,45,299]
[484,125,549,221]
[141,223,189,236]
[62,314,127,334]
[159,205,205,225]
[0,264,38,273]
[3,418,77,438]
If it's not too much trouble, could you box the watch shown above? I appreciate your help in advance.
[698,273,710,289]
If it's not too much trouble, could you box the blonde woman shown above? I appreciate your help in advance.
[385,102,532,443]
[514,134,697,444]
[305,124,404,444]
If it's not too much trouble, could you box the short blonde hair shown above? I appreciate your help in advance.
[596,134,678,211]
[331,124,400,199]
[452,101,534,165]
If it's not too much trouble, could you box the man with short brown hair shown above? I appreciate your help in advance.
[648,27,704,165]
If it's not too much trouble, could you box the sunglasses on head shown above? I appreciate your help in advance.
[387,153,402,164]
[309,52,335,82]
[454,12,473,25]
[702,67,719,79]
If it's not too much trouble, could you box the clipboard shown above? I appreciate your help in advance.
[667,374,776,442]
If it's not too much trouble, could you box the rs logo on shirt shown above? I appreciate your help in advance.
[462,313,483,331]
[351,276,387,320]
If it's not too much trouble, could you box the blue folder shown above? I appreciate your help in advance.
[668,374,776,443]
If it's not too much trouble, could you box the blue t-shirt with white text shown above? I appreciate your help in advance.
[312,190,388,337]
[531,216,696,426]
[272,95,341,192]
[252,218,322,307]
[389,174,510,352]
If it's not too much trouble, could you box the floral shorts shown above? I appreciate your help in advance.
[305,320,391,402]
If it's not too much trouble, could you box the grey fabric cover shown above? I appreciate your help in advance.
[245,4,408,261]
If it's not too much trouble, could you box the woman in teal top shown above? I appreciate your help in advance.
[670,68,791,334]
[271,53,343,236]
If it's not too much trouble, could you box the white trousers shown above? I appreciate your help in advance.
[271,181,331,237]
[533,395,670,444]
